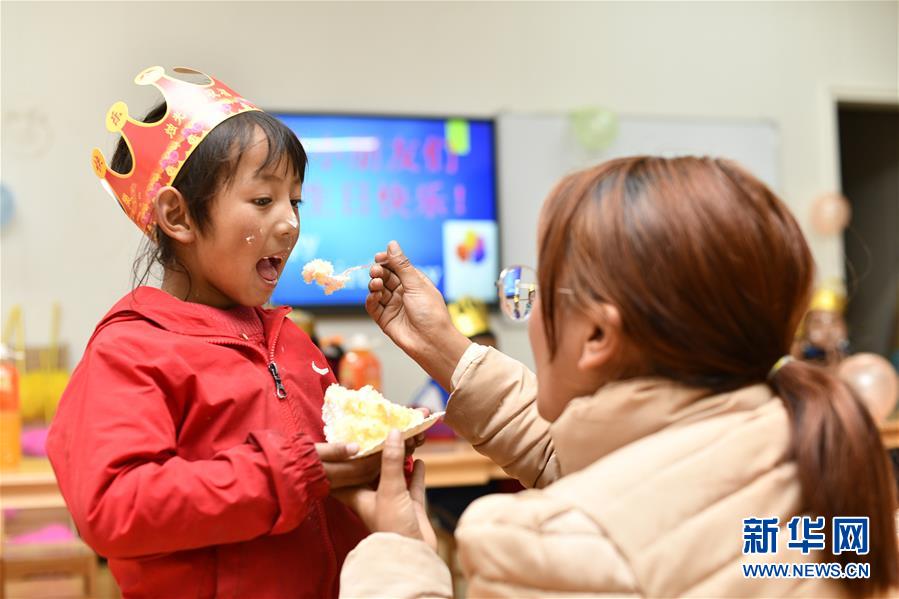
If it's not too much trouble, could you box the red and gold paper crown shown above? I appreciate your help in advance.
[91,66,261,236]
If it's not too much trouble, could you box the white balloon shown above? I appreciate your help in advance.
[838,353,899,424]
[810,193,851,235]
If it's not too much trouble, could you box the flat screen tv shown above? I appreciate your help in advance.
[269,113,499,310]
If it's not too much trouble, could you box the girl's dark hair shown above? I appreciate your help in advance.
[109,102,307,287]
[538,156,898,597]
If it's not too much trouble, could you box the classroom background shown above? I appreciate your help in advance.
[1,1,897,596]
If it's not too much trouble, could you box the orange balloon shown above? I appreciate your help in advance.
[837,353,899,424]
[810,193,851,235]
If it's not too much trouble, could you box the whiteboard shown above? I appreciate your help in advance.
[497,113,780,267]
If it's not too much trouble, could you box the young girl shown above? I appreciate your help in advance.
[47,66,384,598]
[341,157,899,597]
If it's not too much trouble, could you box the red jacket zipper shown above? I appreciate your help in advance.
[205,337,289,401]
[205,333,339,589]
[265,324,288,399]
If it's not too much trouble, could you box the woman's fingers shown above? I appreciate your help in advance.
[377,430,408,498]
[365,292,384,321]
[410,460,438,550]
[382,269,402,292]
[370,261,401,290]
[368,266,400,308]
[409,459,427,506]
[335,431,433,546]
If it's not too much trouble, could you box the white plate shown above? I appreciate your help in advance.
[351,411,446,459]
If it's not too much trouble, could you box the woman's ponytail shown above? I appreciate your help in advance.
[770,359,899,597]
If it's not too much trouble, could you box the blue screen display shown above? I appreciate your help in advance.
[270,114,499,309]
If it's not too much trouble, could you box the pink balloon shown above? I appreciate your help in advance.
[837,353,899,424]
[810,193,851,235]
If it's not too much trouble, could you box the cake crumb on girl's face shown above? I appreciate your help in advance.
[184,126,302,308]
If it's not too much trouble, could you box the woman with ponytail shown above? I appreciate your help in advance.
[338,157,899,597]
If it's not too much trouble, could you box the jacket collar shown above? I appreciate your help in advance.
[548,377,776,476]
[93,286,292,342]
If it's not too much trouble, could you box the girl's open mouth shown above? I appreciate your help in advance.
[256,255,284,285]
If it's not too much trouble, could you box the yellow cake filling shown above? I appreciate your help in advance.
[322,384,424,453]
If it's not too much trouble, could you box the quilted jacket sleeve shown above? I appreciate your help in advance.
[455,491,640,597]
[444,347,560,488]
[339,490,639,598]
[340,533,453,598]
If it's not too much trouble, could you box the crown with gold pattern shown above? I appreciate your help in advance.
[809,286,847,314]
[448,297,491,338]
[91,66,261,237]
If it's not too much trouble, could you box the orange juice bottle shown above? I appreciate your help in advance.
[0,344,22,470]
[339,335,382,391]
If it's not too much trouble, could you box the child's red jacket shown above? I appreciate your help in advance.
[47,287,369,598]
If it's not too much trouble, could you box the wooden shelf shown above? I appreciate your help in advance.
[416,440,510,488]
[0,459,63,511]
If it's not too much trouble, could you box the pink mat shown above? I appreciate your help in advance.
[6,523,76,545]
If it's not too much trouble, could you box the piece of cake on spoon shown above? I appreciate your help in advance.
[301,259,357,295]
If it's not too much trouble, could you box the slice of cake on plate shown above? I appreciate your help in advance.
[322,383,443,457]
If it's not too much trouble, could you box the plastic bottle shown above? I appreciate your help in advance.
[338,334,382,391]
[320,335,345,376]
[0,344,22,470]
[288,309,319,348]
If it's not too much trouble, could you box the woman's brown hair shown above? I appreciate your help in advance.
[538,156,898,596]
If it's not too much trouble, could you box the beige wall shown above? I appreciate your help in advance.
[2,1,897,403]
